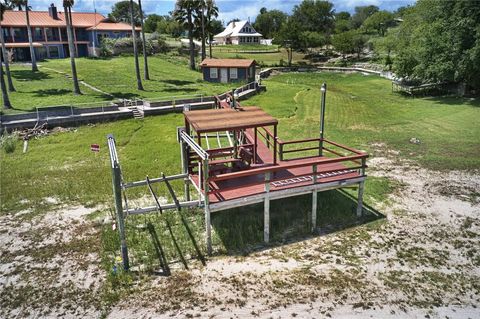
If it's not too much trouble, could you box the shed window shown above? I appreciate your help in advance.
[230,68,238,79]
[210,67,218,78]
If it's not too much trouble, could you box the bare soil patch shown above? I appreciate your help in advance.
[1,146,479,318]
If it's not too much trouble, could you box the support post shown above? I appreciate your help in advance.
[203,159,211,255]
[180,141,190,201]
[311,164,317,232]
[112,162,129,270]
[273,125,278,165]
[356,181,365,217]
[319,83,327,156]
[254,127,258,164]
[264,172,271,243]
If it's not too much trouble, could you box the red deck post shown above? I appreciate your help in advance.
[254,127,258,164]
[273,124,278,165]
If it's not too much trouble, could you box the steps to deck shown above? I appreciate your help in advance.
[128,106,144,119]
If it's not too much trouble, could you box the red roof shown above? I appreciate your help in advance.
[1,10,140,31]
[200,58,255,68]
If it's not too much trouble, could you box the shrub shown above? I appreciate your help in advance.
[1,131,16,154]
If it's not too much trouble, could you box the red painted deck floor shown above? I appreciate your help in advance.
[191,129,361,204]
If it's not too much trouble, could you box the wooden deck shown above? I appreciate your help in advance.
[190,127,365,208]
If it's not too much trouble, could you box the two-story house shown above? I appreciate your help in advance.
[214,20,262,45]
[1,4,140,61]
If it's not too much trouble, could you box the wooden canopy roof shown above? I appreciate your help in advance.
[184,107,278,133]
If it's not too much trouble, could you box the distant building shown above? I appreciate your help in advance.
[1,4,140,61]
[213,20,262,45]
[200,59,256,83]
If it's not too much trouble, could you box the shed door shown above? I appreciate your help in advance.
[220,68,228,83]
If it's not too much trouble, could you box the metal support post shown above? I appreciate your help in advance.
[203,159,212,255]
[319,83,327,156]
[112,162,129,270]
[264,172,271,243]
[180,141,190,201]
[356,181,365,217]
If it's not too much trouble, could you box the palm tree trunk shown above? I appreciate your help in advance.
[138,0,149,80]
[200,6,206,61]
[209,35,212,58]
[187,10,195,70]
[0,59,12,109]
[25,3,38,72]
[65,6,81,95]
[0,26,15,92]
[130,0,144,90]
[68,7,77,57]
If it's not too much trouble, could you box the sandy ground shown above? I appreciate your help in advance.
[1,147,479,318]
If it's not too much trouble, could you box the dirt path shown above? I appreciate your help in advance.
[1,147,479,318]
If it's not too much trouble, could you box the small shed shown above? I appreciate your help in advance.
[200,59,256,83]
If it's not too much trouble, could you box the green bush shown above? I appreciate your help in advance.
[1,132,16,154]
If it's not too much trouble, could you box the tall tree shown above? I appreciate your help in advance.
[109,0,142,26]
[129,0,143,90]
[290,0,335,35]
[63,0,81,95]
[394,0,480,91]
[362,10,394,36]
[200,1,206,61]
[205,0,218,58]
[253,8,287,39]
[351,5,379,29]
[137,0,149,80]
[0,4,12,109]
[174,0,198,70]
[12,0,37,71]
[0,6,15,92]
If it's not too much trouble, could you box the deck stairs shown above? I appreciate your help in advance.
[128,106,144,120]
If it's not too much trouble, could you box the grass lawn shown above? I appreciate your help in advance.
[243,72,480,170]
[212,47,307,66]
[3,65,110,113]
[2,71,478,213]
[1,71,478,271]
[212,44,279,51]
[2,54,235,113]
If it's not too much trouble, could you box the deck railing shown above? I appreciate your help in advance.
[206,150,367,195]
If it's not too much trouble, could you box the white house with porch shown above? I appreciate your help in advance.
[214,20,262,45]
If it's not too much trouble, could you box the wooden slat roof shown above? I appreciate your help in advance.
[184,107,278,133]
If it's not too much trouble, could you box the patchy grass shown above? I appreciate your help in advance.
[243,72,480,170]
[213,48,307,66]
[2,54,234,113]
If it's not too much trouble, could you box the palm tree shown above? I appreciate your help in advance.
[129,0,143,90]
[63,0,81,95]
[174,0,198,70]
[12,0,37,71]
[137,0,149,80]
[205,0,218,58]
[0,4,12,109]
[0,7,15,92]
[197,1,206,61]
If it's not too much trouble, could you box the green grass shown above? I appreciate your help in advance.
[213,48,307,66]
[1,71,479,274]
[243,72,480,170]
[212,44,279,51]
[3,54,235,113]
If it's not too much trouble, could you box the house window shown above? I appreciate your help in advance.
[33,27,44,41]
[48,46,59,58]
[210,67,218,79]
[230,68,238,79]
